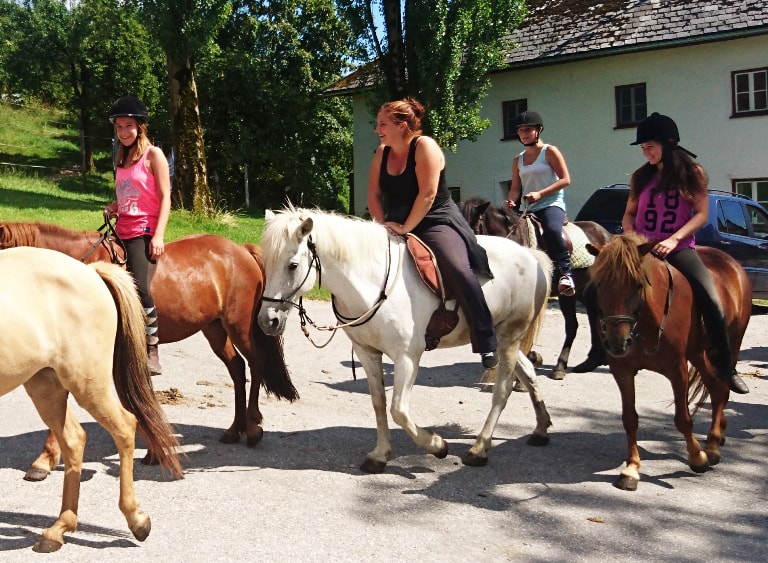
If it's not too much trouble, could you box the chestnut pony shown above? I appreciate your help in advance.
[458,197,612,380]
[0,247,182,552]
[0,220,298,481]
[589,232,751,491]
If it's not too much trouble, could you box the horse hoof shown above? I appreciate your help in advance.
[32,538,63,553]
[527,351,543,365]
[360,458,387,474]
[23,468,50,482]
[131,515,152,542]
[690,461,710,474]
[462,452,488,467]
[706,451,721,466]
[526,434,550,447]
[613,475,638,491]
[433,441,449,459]
[246,428,265,448]
[141,451,160,466]
[219,431,241,444]
[550,368,566,380]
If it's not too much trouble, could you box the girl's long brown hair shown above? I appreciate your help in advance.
[630,145,707,202]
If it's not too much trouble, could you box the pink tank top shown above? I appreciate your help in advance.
[114,148,160,240]
[634,177,695,253]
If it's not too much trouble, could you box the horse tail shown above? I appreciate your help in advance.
[243,244,300,402]
[90,261,184,479]
[521,249,555,355]
[686,365,709,416]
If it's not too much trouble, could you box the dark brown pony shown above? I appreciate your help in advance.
[0,221,298,481]
[589,232,751,491]
[459,197,612,379]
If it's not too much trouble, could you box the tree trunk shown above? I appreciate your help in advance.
[168,54,213,216]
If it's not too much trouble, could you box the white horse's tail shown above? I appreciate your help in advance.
[521,248,554,355]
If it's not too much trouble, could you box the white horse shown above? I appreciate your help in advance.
[257,207,553,473]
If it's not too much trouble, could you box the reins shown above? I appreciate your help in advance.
[600,258,674,355]
[80,210,127,266]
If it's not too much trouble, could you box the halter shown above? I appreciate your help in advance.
[80,210,127,265]
[262,233,404,348]
[599,259,674,355]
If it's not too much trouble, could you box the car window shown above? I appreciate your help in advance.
[717,200,749,237]
[747,204,768,240]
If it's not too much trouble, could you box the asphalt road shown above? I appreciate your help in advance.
[1,300,766,562]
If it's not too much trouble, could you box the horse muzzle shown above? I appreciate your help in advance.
[257,302,289,336]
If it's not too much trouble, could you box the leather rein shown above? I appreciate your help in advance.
[80,210,127,266]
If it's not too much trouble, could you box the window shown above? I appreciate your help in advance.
[502,99,527,140]
[747,203,768,240]
[734,178,768,209]
[732,67,768,116]
[717,200,749,237]
[615,83,646,128]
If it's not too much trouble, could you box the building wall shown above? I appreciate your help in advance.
[351,34,767,217]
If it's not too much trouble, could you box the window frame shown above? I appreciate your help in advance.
[614,83,647,129]
[733,178,768,209]
[501,99,528,140]
[731,67,768,117]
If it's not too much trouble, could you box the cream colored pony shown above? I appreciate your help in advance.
[0,247,182,552]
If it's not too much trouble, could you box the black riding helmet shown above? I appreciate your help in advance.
[109,95,148,124]
[513,111,543,145]
[631,112,697,158]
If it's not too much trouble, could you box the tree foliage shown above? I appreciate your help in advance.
[337,0,526,150]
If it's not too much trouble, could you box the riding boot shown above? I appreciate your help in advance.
[145,306,162,375]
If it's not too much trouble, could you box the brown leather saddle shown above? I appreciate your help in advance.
[405,234,459,351]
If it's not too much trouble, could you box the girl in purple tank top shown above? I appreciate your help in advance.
[620,112,748,394]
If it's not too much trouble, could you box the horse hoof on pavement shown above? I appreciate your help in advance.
[690,460,710,474]
[219,430,241,444]
[706,451,721,466]
[550,368,566,380]
[360,458,387,474]
[527,350,543,365]
[433,441,449,459]
[462,452,488,467]
[526,434,550,447]
[131,515,152,542]
[24,468,50,482]
[613,475,638,491]
[246,427,265,447]
[32,538,63,553]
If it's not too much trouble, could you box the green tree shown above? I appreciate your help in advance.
[135,0,232,216]
[197,0,356,210]
[338,0,526,150]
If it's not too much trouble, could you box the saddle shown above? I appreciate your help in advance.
[405,234,459,351]
[521,214,594,269]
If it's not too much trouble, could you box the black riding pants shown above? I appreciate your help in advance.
[124,236,159,345]
[416,225,498,354]
[533,205,571,276]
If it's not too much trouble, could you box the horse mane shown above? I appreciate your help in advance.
[0,222,41,248]
[591,231,649,288]
[262,206,388,273]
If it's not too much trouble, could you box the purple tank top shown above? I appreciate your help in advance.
[634,177,695,253]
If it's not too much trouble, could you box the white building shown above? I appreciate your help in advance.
[336,0,768,217]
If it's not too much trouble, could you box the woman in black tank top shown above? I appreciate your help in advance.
[367,98,498,369]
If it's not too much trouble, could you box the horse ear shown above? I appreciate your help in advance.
[265,209,275,222]
[479,201,491,213]
[299,217,314,239]
[586,243,601,256]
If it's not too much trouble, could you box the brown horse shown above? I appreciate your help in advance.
[458,197,612,379]
[589,232,751,491]
[1,247,182,552]
[0,221,298,481]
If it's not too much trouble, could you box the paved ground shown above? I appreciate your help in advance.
[1,300,766,561]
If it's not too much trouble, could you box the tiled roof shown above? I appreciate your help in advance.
[506,0,768,68]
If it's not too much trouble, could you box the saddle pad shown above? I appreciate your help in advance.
[405,234,441,297]
[564,223,595,269]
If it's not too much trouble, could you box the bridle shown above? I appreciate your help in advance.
[599,259,674,355]
[261,233,404,348]
[80,210,127,265]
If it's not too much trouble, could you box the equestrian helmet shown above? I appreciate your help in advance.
[109,96,148,124]
[630,112,679,145]
[513,111,543,143]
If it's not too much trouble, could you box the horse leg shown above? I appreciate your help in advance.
[612,369,642,491]
[669,364,708,473]
[389,353,449,461]
[355,347,392,473]
[508,350,552,446]
[25,429,62,482]
[23,373,85,552]
[202,322,250,445]
[551,294,578,380]
[703,373,729,465]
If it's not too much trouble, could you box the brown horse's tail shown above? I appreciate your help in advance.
[243,243,299,402]
[687,365,710,416]
[91,262,184,479]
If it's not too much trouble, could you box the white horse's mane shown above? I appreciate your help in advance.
[262,206,389,273]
